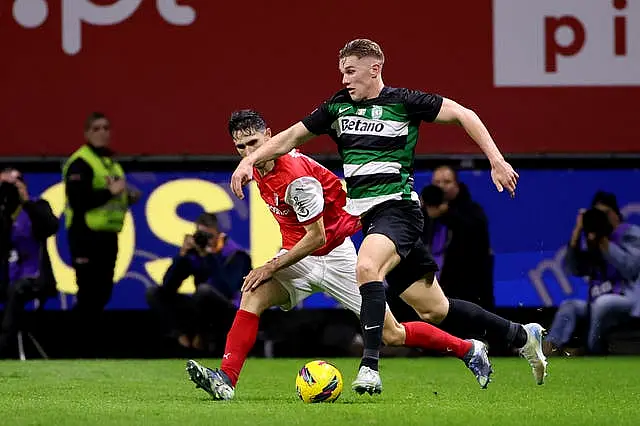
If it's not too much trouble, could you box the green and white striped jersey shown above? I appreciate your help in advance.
[302,87,443,216]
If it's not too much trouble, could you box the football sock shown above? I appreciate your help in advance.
[358,281,386,371]
[441,298,528,349]
[402,321,473,359]
[220,309,260,387]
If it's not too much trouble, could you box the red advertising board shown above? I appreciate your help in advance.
[1,0,638,156]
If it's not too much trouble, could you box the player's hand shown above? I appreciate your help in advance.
[230,158,254,200]
[490,159,519,198]
[242,262,277,292]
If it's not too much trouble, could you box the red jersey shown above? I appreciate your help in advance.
[253,150,361,256]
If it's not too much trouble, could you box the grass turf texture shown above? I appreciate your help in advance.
[0,357,637,425]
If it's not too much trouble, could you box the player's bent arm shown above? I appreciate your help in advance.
[434,97,504,165]
[246,122,315,166]
[271,217,327,272]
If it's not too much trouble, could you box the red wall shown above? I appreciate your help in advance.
[1,0,638,156]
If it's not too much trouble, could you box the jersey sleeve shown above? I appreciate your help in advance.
[403,89,444,123]
[284,176,325,224]
[301,102,334,135]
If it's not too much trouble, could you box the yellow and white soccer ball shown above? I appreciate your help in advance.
[295,360,343,403]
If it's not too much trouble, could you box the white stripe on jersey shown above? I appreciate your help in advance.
[343,161,402,178]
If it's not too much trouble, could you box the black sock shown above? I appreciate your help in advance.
[358,281,386,371]
[441,298,528,349]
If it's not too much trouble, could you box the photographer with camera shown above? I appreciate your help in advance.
[0,168,59,357]
[62,112,141,356]
[545,191,640,355]
[146,212,251,352]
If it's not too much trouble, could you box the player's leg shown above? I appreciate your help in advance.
[186,280,290,400]
[321,238,490,389]
[351,200,434,394]
[220,281,291,385]
[394,251,547,385]
[380,308,492,388]
[352,233,399,394]
[187,252,321,400]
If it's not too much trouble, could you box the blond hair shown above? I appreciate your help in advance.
[339,39,385,64]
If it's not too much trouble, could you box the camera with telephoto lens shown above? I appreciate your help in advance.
[0,181,20,219]
[192,229,214,250]
[582,207,613,240]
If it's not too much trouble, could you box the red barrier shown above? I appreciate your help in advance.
[1,0,638,156]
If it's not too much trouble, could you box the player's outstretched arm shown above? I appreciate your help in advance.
[250,122,315,166]
[230,122,315,199]
[435,97,519,197]
[241,217,326,292]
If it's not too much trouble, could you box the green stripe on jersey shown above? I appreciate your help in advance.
[341,146,413,167]
[348,180,406,199]
[329,101,420,215]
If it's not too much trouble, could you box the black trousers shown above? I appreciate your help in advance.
[146,284,236,350]
[0,278,50,355]
[68,229,118,356]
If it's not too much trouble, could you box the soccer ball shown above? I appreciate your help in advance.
[295,360,343,403]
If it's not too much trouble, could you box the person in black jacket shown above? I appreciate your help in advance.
[63,113,141,356]
[423,166,494,311]
[146,212,251,352]
[0,168,59,357]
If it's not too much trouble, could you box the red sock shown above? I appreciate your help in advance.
[402,321,472,359]
[220,309,260,387]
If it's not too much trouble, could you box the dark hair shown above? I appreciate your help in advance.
[339,39,385,64]
[421,184,445,207]
[196,212,218,229]
[591,190,622,220]
[84,112,108,132]
[228,110,267,138]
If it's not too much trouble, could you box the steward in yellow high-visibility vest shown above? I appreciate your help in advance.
[62,112,140,355]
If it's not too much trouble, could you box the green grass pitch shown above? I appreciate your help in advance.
[1,357,638,425]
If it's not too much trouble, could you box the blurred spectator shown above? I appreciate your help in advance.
[0,168,58,357]
[544,191,640,355]
[421,165,494,310]
[62,112,140,355]
[146,213,251,352]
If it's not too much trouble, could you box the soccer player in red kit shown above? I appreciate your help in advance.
[185,110,492,401]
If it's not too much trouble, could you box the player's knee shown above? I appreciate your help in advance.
[355,259,382,283]
[239,287,270,315]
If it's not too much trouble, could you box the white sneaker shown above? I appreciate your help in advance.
[351,366,382,395]
[519,323,548,385]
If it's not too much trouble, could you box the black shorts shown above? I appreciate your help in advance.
[360,199,438,295]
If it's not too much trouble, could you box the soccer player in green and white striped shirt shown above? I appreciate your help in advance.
[230,39,547,394]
